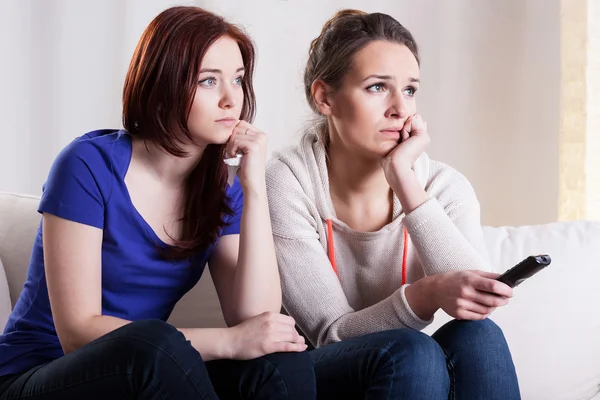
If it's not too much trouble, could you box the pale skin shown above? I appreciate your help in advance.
[312,40,513,322]
[43,35,306,361]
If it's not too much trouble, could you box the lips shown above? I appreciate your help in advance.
[216,118,238,127]
[380,129,401,138]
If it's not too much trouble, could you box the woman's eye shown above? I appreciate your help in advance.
[234,76,244,85]
[403,86,417,96]
[199,77,217,87]
[367,83,385,92]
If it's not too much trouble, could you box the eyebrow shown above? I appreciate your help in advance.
[362,74,420,83]
[199,67,245,74]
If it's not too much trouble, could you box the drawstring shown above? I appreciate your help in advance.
[326,219,337,275]
[326,219,409,286]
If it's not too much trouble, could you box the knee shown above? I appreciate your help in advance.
[435,318,508,347]
[365,329,449,381]
[101,319,192,361]
[433,319,512,360]
[112,319,180,344]
[467,318,506,342]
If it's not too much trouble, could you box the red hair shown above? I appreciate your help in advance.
[122,6,256,259]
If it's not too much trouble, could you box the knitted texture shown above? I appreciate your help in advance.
[266,130,492,347]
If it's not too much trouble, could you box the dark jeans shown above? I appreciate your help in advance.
[0,319,316,399]
[310,318,521,399]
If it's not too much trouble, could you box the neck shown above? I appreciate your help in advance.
[132,137,205,185]
[327,135,391,208]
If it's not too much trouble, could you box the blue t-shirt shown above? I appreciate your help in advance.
[0,129,243,377]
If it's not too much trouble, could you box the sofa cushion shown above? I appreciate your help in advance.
[0,193,40,308]
[0,256,10,330]
[425,221,600,400]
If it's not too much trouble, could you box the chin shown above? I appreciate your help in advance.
[377,140,399,157]
[190,130,231,146]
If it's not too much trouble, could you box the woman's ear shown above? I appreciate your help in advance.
[311,80,334,116]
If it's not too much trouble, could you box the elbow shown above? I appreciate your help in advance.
[54,316,99,355]
[315,321,339,348]
[58,331,86,355]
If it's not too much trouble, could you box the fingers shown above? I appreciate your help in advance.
[225,122,266,158]
[268,341,308,353]
[470,274,513,298]
[463,284,509,308]
[258,311,297,326]
[234,119,260,133]
[409,114,423,132]
[261,318,308,354]
[458,299,496,316]
[460,272,512,301]
[272,330,306,345]
[400,116,412,142]
[454,308,489,321]
[232,123,260,137]
[470,270,501,279]
[472,290,510,307]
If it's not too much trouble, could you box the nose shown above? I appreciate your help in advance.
[385,91,408,120]
[219,84,237,110]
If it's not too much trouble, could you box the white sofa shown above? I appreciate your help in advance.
[1,191,599,399]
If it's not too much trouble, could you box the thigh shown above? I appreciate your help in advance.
[0,362,134,400]
[0,320,218,400]
[310,329,449,400]
[205,351,316,400]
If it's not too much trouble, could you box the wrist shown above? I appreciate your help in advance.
[405,275,440,320]
[222,326,240,360]
[241,181,268,199]
[387,165,414,190]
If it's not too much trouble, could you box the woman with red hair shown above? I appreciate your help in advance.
[0,6,314,399]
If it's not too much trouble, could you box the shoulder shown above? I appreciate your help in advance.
[267,142,308,183]
[51,129,126,178]
[266,142,322,238]
[266,130,320,189]
[39,129,126,227]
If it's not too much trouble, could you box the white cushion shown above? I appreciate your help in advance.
[424,221,600,400]
[0,256,10,330]
[0,193,40,308]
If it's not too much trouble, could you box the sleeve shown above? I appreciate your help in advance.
[38,139,112,229]
[266,162,431,348]
[220,177,244,236]
[402,163,494,275]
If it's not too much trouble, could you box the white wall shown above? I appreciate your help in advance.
[0,0,560,226]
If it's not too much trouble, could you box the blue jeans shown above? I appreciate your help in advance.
[0,319,316,399]
[311,319,520,399]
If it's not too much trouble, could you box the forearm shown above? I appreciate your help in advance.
[234,185,282,319]
[306,286,432,347]
[391,168,491,275]
[178,327,234,361]
[389,168,429,214]
[61,314,236,361]
[403,199,491,275]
